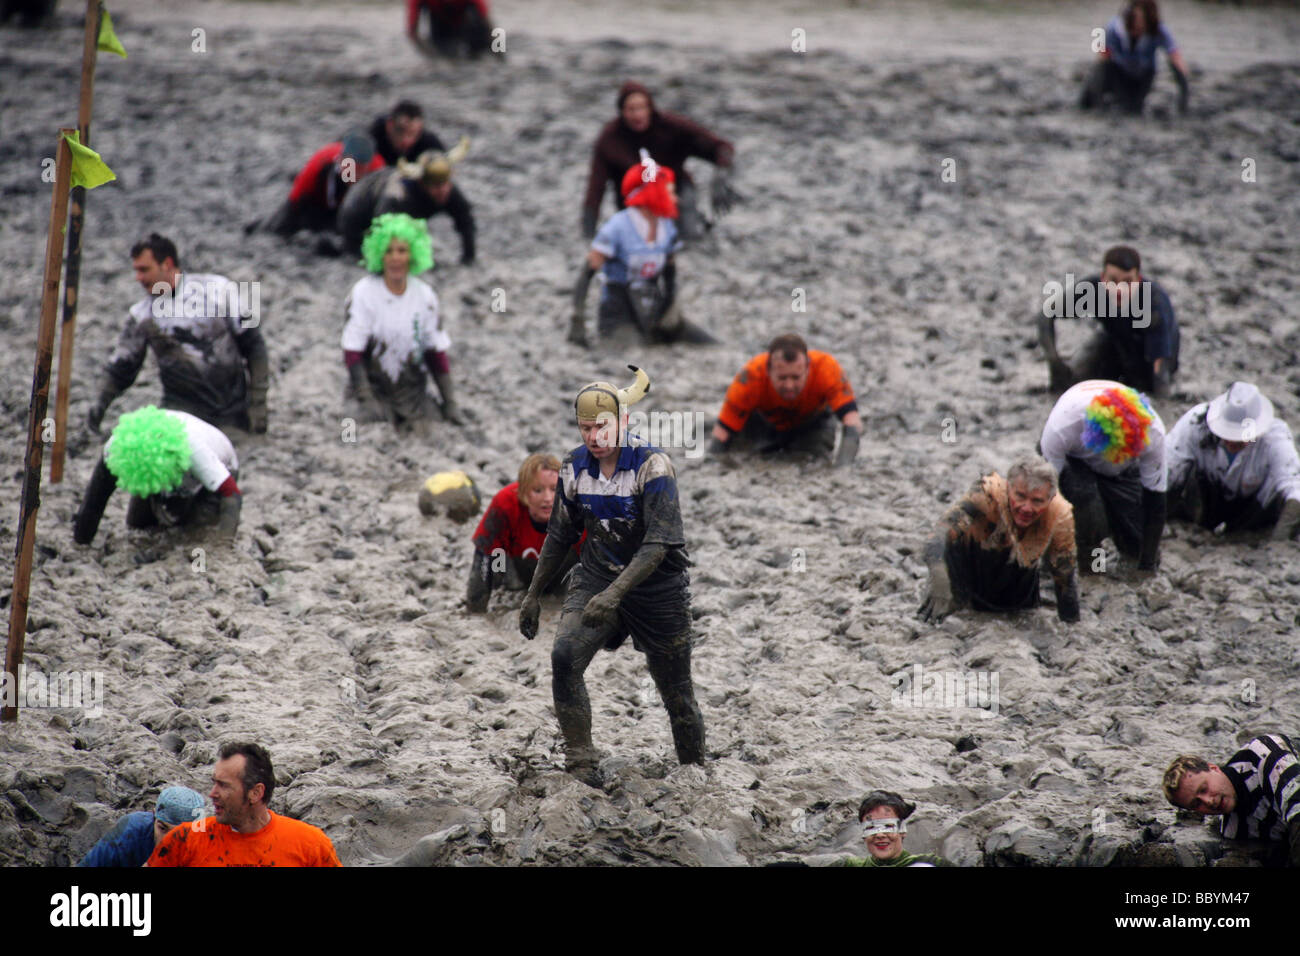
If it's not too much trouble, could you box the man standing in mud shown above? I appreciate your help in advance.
[519,366,706,788]
[86,234,269,435]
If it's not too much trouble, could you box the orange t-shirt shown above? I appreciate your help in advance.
[147,811,342,867]
[717,350,857,433]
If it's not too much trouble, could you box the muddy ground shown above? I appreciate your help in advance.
[0,0,1298,866]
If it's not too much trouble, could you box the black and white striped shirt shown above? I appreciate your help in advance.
[1219,734,1300,843]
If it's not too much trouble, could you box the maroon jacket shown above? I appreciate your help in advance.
[582,81,734,217]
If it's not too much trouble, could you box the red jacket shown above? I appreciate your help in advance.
[288,143,384,211]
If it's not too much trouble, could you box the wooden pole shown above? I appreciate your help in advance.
[50,0,102,484]
[4,131,74,723]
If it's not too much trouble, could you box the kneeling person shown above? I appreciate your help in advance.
[467,453,579,612]
[919,456,1079,623]
[710,333,861,467]
[73,406,242,545]
[342,213,462,429]
[1167,382,1300,540]
[519,368,706,786]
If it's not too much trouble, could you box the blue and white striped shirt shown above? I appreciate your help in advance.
[549,435,687,582]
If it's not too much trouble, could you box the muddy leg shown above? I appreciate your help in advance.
[644,630,706,765]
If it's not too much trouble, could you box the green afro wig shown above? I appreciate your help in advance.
[360,212,434,275]
[105,406,192,497]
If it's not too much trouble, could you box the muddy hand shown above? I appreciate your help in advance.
[918,566,955,623]
[582,588,622,629]
[519,595,541,640]
[1272,497,1300,542]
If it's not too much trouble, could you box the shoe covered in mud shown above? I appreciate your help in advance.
[565,760,604,789]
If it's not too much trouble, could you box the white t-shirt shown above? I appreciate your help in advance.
[1041,380,1167,492]
[105,409,237,494]
[1167,403,1300,506]
[341,275,449,383]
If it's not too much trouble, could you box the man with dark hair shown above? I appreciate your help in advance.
[1163,734,1300,866]
[87,234,269,434]
[367,100,447,167]
[833,790,953,867]
[519,368,706,788]
[709,334,861,467]
[148,742,341,867]
[1080,0,1189,115]
[582,81,738,241]
[1039,245,1179,398]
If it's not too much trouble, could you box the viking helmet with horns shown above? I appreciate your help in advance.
[399,136,471,187]
[574,365,651,447]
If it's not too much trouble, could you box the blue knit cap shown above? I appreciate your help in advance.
[155,786,205,828]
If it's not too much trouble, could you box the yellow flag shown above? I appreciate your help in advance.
[97,8,128,59]
[63,131,117,190]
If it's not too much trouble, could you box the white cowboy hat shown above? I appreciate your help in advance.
[1207,382,1274,442]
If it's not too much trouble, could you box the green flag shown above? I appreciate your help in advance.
[97,7,127,58]
[63,131,116,190]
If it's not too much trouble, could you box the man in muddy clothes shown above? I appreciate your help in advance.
[708,333,861,466]
[519,367,706,787]
[86,234,269,435]
[918,456,1079,623]
[1038,245,1179,398]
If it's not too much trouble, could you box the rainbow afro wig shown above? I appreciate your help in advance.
[105,406,192,497]
[360,212,433,275]
[1082,385,1155,465]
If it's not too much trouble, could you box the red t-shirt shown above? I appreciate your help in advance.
[147,812,341,867]
[288,143,385,210]
[472,483,582,559]
[718,350,857,433]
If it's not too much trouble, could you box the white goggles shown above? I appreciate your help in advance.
[861,818,907,837]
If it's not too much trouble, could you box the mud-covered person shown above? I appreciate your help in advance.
[366,99,449,166]
[341,213,463,432]
[1038,245,1180,398]
[1163,734,1300,866]
[248,130,384,240]
[708,333,861,467]
[582,81,738,242]
[1041,380,1167,574]
[338,139,476,265]
[833,791,953,867]
[1080,0,1189,115]
[85,234,269,437]
[78,787,205,868]
[1167,382,1300,540]
[466,453,580,612]
[148,743,341,867]
[407,0,493,58]
[519,368,706,788]
[919,456,1079,624]
[570,154,716,348]
[73,406,243,545]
